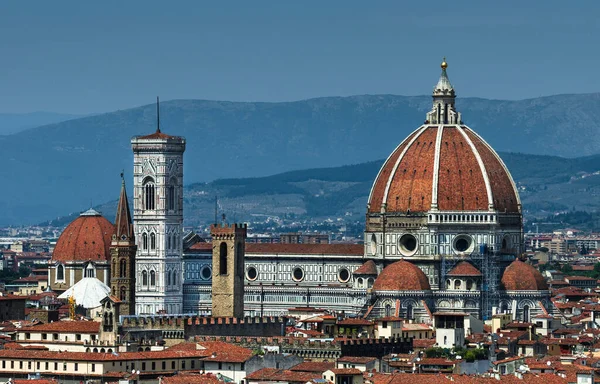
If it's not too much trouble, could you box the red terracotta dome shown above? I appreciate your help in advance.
[372,260,431,291]
[368,125,520,214]
[52,209,114,263]
[447,261,482,277]
[501,259,548,291]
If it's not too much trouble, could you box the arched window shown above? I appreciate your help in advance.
[142,271,148,286]
[406,304,414,320]
[167,271,172,286]
[367,278,374,288]
[143,178,155,210]
[167,234,171,250]
[219,242,228,275]
[466,279,473,291]
[454,280,461,290]
[173,271,177,286]
[150,233,156,250]
[167,178,176,211]
[523,305,530,322]
[357,278,364,287]
[56,264,64,281]
[85,263,95,278]
[385,304,391,317]
[150,270,156,287]
[120,259,127,278]
[142,233,148,250]
[120,286,126,301]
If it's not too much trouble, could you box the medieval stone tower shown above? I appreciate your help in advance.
[211,223,247,318]
[132,101,186,315]
[109,176,137,316]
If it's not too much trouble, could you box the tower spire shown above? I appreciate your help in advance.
[426,58,462,124]
[114,174,133,241]
[156,96,161,133]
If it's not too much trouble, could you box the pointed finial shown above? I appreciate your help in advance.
[120,170,125,184]
[441,57,448,70]
[156,96,161,133]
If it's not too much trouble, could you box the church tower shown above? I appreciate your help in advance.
[132,99,186,315]
[211,223,246,318]
[110,175,137,316]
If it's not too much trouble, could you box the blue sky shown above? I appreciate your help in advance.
[0,1,597,113]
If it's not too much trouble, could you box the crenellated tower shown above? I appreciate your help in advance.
[211,223,247,318]
[109,175,137,316]
[132,99,186,315]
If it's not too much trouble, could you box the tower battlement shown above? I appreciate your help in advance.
[211,223,248,238]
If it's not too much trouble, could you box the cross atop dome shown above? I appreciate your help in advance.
[426,58,461,124]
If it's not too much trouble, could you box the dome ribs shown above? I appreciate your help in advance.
[437,127,487,211]
[373,259,431,291]
[368,128,421,213]
[465,129,520,213]
[52,214,114,263]
[386,127,437,213]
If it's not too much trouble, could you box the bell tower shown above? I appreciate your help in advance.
[132,98,186,315]
[110,175,137,316]
[211,223,246,318]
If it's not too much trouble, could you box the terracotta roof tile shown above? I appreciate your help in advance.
[19,320,100,333]
[354,260,378,275]
[501,259,548,291]
[373,260,431,291]
[52,212,114,263]
[447,261,481,276]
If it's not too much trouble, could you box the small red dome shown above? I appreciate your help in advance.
[501,260,548,291]
[52,209,114,263]
[447,261,482,277]
[368,125,520,214]
[373,260,431,291]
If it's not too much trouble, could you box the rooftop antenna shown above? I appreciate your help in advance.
[156,96,161,133]
[214,196,218,225]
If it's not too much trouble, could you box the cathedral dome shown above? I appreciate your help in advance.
[367,60,520,215]
[373,259,431,291]
[447,261,482,277]
[52,209,114,263]
[501,259,548,291]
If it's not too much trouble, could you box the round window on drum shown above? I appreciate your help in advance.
[246,266,258,281]
[338,268,350,283]
[292,267,305,282]
[398,234,418,256]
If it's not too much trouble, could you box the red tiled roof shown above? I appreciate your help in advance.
[160,373,223,384]
[246,368,320,382]
[137,130,178,140]
[196,341,253,363]
[415,358,455,366]
[337,356,377,364]
[329,368,362,375]
[354,260,378,275]
[373,260,431,291]
[290,361,335,372]
[501,260,548,291]
[337,318,373,326]
[368,126,519,214]
[19,320,100,333]
[447,261,481,276]
[52,212,114,263]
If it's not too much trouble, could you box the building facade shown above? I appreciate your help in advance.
[132,117,186,315]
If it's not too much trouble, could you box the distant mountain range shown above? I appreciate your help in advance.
[3,93,600,225]
[0,112,82,135]
[41,152,600,232]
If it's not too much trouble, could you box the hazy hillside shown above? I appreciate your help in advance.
[0,112,81,135]
[3,94,600,225]
[41,152,600,231]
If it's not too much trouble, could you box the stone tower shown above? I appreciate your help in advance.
[132,100,185,315]
[211,223,247,318]
[110,176,137,316]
